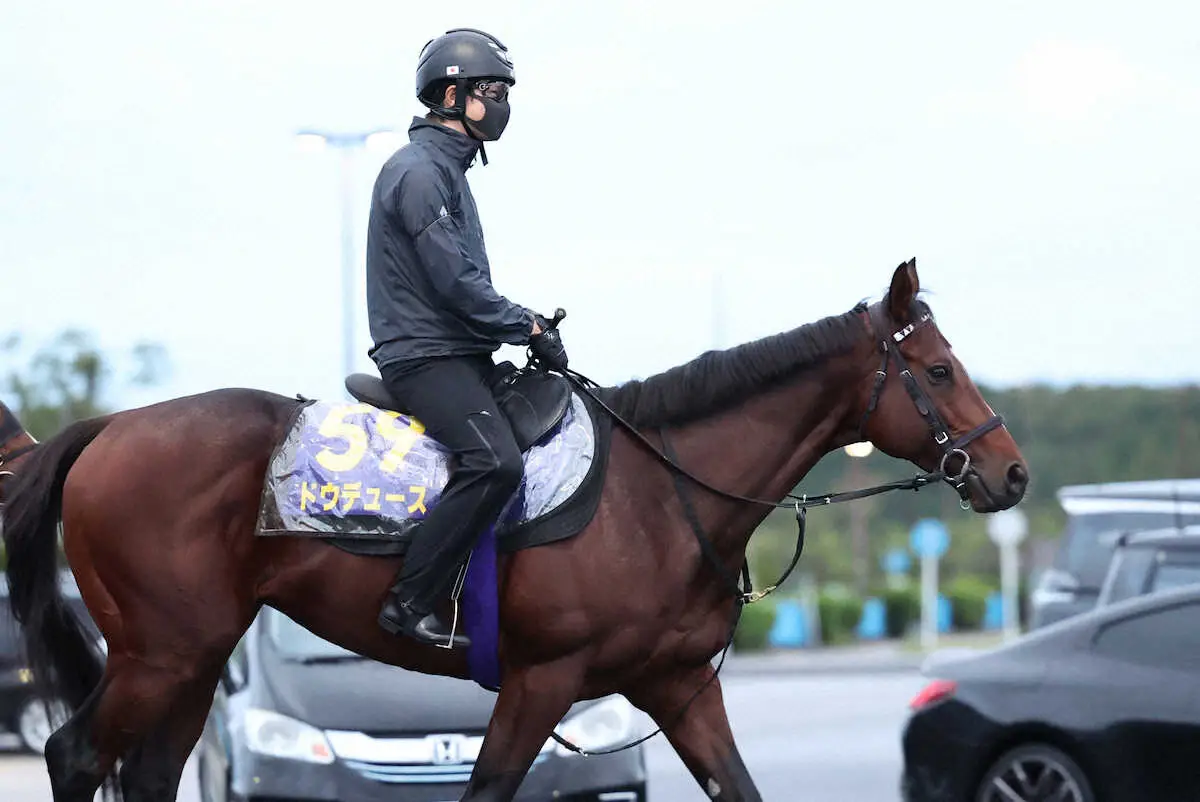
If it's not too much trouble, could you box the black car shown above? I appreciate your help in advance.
[902,583,1200,802]
[196,607,648,802]
[1,570,100,753]
[1096,526,1200,609]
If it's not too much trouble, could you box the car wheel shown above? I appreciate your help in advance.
[975,742,1094,802]
[15,698,68,755]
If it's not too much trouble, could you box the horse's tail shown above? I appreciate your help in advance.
[2,416,111,747]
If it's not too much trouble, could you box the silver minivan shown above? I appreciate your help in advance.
[1030,478,1200,629]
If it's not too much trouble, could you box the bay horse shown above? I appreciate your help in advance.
[0,259,1027,802]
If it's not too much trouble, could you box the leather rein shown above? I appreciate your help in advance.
[544,304,1005,756]
[556,302,1004,604]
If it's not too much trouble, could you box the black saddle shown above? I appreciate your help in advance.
[344,362,572,453]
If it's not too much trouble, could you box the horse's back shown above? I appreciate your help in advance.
[64,386,301,515]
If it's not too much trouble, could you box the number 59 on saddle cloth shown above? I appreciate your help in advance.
[253,390,603,550]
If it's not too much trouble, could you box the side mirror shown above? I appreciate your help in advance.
[220,638,248,693]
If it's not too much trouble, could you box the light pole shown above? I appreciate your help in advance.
[295,128,403,393]
[843,441,874,593]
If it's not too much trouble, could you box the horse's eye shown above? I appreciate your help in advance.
[928,365,952,383]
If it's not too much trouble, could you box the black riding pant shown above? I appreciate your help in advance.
[379,355,524,613]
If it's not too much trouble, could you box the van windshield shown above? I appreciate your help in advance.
[1060,511,1200,587]
[265,610,359,661]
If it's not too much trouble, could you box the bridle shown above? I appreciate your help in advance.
[544,300,1012,756]
[0,413,38,502]
[858,303,1006,506]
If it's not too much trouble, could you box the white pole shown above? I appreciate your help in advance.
[1000,542,1020,642]
[339,146,357,397]
[921,552,938,650]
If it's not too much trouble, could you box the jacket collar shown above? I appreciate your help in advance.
[408,116,480,171]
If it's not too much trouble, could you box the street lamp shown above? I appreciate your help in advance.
[294,127,403,393]
[843,441,875,592]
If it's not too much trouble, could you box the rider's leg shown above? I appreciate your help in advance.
[377,354,524,647]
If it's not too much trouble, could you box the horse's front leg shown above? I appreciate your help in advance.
[628,665,761,802]
[461,657,584,802]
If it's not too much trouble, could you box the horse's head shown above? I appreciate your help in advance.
[856,259,1028,513]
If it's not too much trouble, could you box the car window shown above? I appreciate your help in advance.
[1101,548,1158,606]
[0,599,21,663]
[1061,513,1200,587]
[1092,601,1200,670]
[1150,561,1200,594]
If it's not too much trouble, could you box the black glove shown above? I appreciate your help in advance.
[529,314,568,371]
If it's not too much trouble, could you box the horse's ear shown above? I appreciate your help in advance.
[887,258,920,322]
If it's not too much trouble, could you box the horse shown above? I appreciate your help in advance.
[0,259,1028,802]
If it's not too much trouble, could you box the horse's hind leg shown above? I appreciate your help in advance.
[43,680,113,802]
[627,666,761,802]
[118,666,226,802]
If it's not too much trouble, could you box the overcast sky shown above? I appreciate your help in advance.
[2,1,1198,411]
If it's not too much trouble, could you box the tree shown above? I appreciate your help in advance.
[1,329,170,440]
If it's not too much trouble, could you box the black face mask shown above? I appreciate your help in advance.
[465,96,510,141]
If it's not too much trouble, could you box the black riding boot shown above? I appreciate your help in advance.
[375,355,523,651]
[378,588,471,649]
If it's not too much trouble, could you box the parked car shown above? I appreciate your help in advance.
[1096,525,1200,608]
[0,570,99,753]
[196,607,648,802]
[1030,477,1200,629]
[901,582,1200,802]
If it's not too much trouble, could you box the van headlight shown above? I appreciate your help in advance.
[553,697,637,757]
[243,708,334,764]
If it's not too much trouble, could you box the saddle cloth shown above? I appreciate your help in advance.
[254,391,597,540]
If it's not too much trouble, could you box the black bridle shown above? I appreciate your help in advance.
[858,303,1006,506]
[0,413,39,500]
[544,303,1010,756]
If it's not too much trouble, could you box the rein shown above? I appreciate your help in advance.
[543,304,1005,757]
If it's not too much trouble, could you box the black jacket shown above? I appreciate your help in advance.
[365,117,533,370]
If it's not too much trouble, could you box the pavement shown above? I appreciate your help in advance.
[724,641,926,676]
[2,669,926,802]
[0,638,981,801]
[722,629,1007,676]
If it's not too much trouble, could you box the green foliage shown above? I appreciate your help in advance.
[817,586,864,645]
[732,598,776,651]
[739,382,1200,602]
[1,329,169,440]
[879,585,921,638]
[946,574,995,630]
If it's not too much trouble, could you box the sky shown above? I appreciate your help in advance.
[2,1,1198,412]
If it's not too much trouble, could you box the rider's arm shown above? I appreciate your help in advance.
[394,164,535,345]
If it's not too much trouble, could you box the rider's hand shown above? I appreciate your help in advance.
[529,314,568,371]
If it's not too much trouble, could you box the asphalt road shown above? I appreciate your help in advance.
[0,670,927,802]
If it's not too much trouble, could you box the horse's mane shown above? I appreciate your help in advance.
[598,303,869,429]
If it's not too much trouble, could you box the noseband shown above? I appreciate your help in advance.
[859,306,1005,506]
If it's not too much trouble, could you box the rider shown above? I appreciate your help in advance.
[365,28,568,649]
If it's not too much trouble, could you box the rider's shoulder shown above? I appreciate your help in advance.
[382,144,451,187]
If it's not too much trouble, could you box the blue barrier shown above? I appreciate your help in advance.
[983,592,1003,630]
[938,594,952,633]
[767,600,810,648]
[857,597,886,640]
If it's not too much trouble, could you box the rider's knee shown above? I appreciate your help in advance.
[490,447,524,495]
[467,411,524,494]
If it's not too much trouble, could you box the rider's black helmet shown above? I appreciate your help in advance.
[416,28,515,112]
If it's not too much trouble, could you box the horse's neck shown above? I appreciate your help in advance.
[667,353,866,565]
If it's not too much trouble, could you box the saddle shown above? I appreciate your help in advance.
[344,362,572,453]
